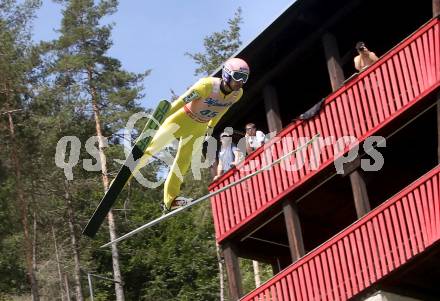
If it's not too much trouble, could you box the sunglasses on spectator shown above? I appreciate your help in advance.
[245,127,255,131]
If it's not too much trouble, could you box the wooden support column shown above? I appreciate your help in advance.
[271,258,281,275]
[343,158,371,218]
[271,256,293,274]
[434,0,440,16]
[322,33,345,91]
[349,169,371,218]
[222,242,243,301]
[283,200,305,263]
[437,92,440,163]
[263,85,283,134]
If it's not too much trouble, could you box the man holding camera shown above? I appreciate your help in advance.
[354,41,379,72]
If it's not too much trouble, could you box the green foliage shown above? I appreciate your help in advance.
[0,1,247,300]
[81,168,222,300]
[239,259,274,295]
[186,7,243,76]
[0,1,41,298]
[46,0,149,133]
[0,181,28,295]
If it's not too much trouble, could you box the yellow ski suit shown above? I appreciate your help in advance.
[135,77,243,209]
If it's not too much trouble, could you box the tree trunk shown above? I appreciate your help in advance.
[64,180,84,301]
[32,212,37,273]
[32,212,37,272]
[29,182,40,284]
[88,68,125,301]
[252,260,261,288]
[7,111,40,301]
[64,274,71,301]
[52,225,66,301]
[216,243,225,301]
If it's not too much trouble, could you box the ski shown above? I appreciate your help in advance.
[100,133,320,247]
[82,99,171,238]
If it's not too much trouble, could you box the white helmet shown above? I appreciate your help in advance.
[222,58,250,84]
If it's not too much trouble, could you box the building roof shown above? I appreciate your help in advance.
[213,0,432,134]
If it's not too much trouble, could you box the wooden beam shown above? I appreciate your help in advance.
[349,169,371,218]
[322,32,345,91]
[271,256,292,274]
[263,85,283,134]
[237,248,283,265]
[216,0,362,129]
[283,200,305,262]
[434,0,440,16]
[271,259,281,275]
[222,242,243,300]
[437,92,440,163]
[249,0,359,92]
[341,157,361,177]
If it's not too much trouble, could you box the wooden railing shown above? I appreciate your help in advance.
[240,166,440,301]
[209,17,440,242]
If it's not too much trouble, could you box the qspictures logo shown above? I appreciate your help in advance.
[55,113,386,187]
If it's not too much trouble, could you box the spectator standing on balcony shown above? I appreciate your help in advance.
[354,41,379,72]
[244,123,266,155]
[214,129,244,181]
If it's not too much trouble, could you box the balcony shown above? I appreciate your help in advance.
[209,17,440,243]
[239,165,440,301]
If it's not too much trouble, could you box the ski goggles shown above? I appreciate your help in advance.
[228,70,249,83]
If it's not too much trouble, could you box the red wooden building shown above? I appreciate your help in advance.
[209,0,440,300]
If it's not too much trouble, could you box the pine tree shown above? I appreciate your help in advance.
[0,1,42,299]
[186,7,243,76]
[99,8,246,296]
[44,0,149,300]
[0,3,262,300]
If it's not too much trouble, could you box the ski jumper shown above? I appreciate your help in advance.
[134,77,243,209]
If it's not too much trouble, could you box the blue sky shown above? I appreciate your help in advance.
[33,0,295,109]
